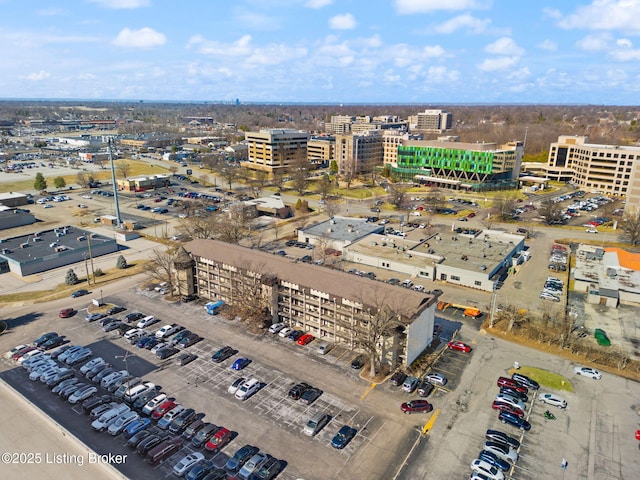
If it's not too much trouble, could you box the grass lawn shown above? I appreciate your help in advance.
[508,366,574,393]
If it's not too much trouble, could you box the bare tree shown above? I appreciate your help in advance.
[225,261,272,331]
[76,171,90,189]
[316,174,333,200]
[116,161,131,179]
[341,157,356,190]
[217,204,256,244]
[94,156,108,170]
[538,199,565,225]
[619,207,640,245]
[481,213,496,229]
[291,151,310,195]
[323,198,341,218]
[387,183,407,209]
[199,174,210,186]
[217,163,240,190]
[248,170,268,198]
[175,213,218,240]
[145,249,176,295]
[422,187,445,213]
[491,193,517,221]
[271,169,285,192]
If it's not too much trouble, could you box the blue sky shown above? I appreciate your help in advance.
[1,0,640,104]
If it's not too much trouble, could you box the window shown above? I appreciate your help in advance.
[451,275,460,281]
[475,281,482,286]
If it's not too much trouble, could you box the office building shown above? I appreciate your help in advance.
[410,109,453,133]
[242,129,309,174]
[335,131,384,176]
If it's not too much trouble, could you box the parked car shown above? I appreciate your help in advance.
[417,380,434,398]
[300,387,323,405]
[85,312,106,322]
[268,323,285,334]
[483,440,519,463]
[494,393,526,411]
[350,354,365,369]
[40,336,66,350]
[573,366,602,380]
[478,450,511,472]
[498,411,531,431]
[485,430,520,449]
[402,376,419,393]
[177,353,198,366]
[211,346,238,363]
[304,412,331,436]
[232,358,252,371]
[204,426,232,452]
[491,401,524,417]
[107,305,127,315]
[191,422,218,448]
[470,459,505,480]
[58,308,76,318]
[389,371,407,386]
[173,452,205,476]
[71,289,89,298]
[496,377,528,393]
[68,384,98,404]
[235,378,261,401]
[228,377,246,395]
[447,341,472,353]
[331,425,357,449]
[401,399,433,414]
[297,333,314,346]
[225,445,259,473]
[142,393,168,416]
[499,387,528,403]
[538,392,567,408]
[424,373,447,386]
[238,452,268,479]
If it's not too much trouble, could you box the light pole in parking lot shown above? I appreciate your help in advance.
[115,351,135,389]
[489,282,498,328]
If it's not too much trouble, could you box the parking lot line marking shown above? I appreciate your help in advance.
[360,382,376,401]
[422,408,440,435]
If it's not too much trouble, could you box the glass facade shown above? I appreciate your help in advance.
[397,145,494,174]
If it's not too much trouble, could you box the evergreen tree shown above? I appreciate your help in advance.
[116,255,128,269]
[34,172,47,191]
[65,269,78,285]
[53,176,66,189]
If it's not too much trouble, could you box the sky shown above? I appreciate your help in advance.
[1,0,640,105]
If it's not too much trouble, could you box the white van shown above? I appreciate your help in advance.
[235,378,260,401]
[137,316,157,329]
[124,382,155,403]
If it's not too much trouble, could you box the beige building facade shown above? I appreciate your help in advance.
[242,128,309,174]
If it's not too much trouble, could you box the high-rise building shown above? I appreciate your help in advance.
[335,131,384,176]
[242,128,309,174]
[411,109,453,133]
[307,135,335,166]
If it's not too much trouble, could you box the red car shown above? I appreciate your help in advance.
[204,426,232,452]
[636,430,640,441]
[297,334,314,346]
[447,341,471,353]
[401,400,433,414]
[497,377,528,394]
[59,308,75,318]
[12,345,37,361]
[151,400,177,420]
[492,400,524,418]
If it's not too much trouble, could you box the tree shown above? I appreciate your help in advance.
[538,199,565,225]
[491,193,518,221]
[34,172,47,191]
[387,183,407,209]
[323,198,341,218]
[116,255,128,269]
[53,176,66,190]
[76,172,90,189]
[247,170,268,198]
[225,261,272,331]
[145,249,176,295]
[199,174,210,187]
[619,208,640,245]
[329,160,338,175]
[316,174,333,200]
[271,169,285,192]
[341,157,356,190]
[422,187,444,213]
[218,164,240,190]
[291,151,310,195]
[65,269,79,286]
[116,161,131,179]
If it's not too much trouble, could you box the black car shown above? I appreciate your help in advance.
[117,324,135,336]
[417,380,434,398]
[99,317,117,327]
[225,444,259,473]
[178,333,201,348]
[81,394,112,414]
[511,373,540,390]
[177,353,197,366]
[253,455,282,480]
[287,330,304,341]
[499,387,528,403]
[107,305,127,315]
[50,344,72,360]
[34,332,58,347]
[91,367,115,383]
[127,428,155,449]
[191,422,218,448]
[156,347,179,359]
[133,390,161,411]
[288,382,311,400]
[169,408,197,435]
[389,371,407,386]
[103,321,123,332]
[170,330,191,345]
[478,449,511,472]
[182,419,206,440]
[300,387,323,405]
[485,429,521,449]
[211,346,238,363]
[136,434,167,456]
[40,335,66,350]
[181,294,198,303]
[498,411,531,431]
[350,354,365,370]
[125,312,145,323]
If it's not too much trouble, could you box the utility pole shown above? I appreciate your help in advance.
[115,351,135,390]
[83,253,91,285]
[108,138,123,227]
[87,232,95,282]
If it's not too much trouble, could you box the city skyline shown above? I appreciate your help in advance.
[1,1,640,105]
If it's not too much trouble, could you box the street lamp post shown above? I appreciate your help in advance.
[115,351,135,390]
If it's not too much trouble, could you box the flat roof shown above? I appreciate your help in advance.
[301,216,384,244]
[185,239,435,318]
[0,192,28,200]
[0,226,114,263]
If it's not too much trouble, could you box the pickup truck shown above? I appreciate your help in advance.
[155,324,183,339]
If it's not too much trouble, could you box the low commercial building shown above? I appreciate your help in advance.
[344,227,526,292]
[0,207,37,230]
[573,245,640,307]
[182,240,438,368]
[0,192,30,208]
[0,226,118,276]
[116,174,171,192]
[297,216,385,253]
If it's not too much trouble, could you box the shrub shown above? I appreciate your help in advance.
[116,255,127,269]
[65,269,78,286]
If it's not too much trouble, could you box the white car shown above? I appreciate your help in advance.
[68,385,98,404]
[494,393,526,411]
[91,404,130,431]
[573,366,602,380]
[124,328,145,340]
[30,365,57,381]
[101,370,128,389]
[539,291,560,302]
[268,322,285,334]
[483,441,518,464]
[538,392,567,408]
[142,393,167,416]
[80,357,105,375]
[172,452,205,476]
[107,411,139,436]
[470,459,505,480]
[150,342,168,354]
[425,373,447,386]
[228,377,245,395]
[137,316,158,329]
[278,327,293,338]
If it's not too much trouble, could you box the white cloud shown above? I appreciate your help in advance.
[329,13,357,30]
[426,65,460,82]
[576,33,611,51]
[395,0,485,14]
[434,14,491,34]
[188,35,253,57]
[507,67,531,81]
[611,48,640,61]
[617,38,632,48]
[538,39,557,51]
[484,37,524,56]
[113,27,166,48]
[305,0,333,8]
[557,0,640,33]
[21,70,51,81]
[88,0,150,9]
[477,56,519,71]
[233,9,281,31]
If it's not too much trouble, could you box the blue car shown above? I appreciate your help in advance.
[478,450,511,472]
[144,338,161,350]
[136,336,153,348]
[123,418,151,439]
[331,425,356,449]
[232,358,252,371]
[498,411,531,431]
